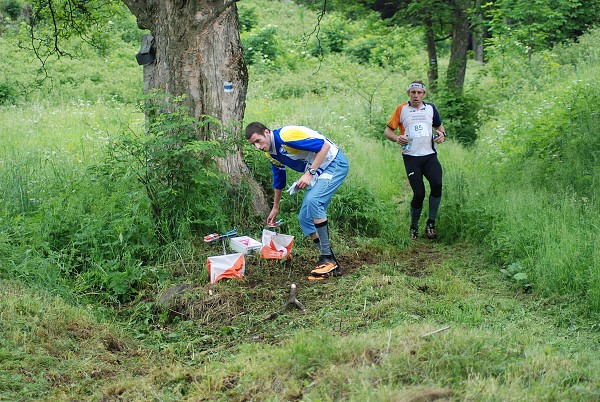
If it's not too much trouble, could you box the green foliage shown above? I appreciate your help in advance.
[20,0,126,60]
[320,15,351,53]
[440,28,600,310]
[0,96,248,305]
[241,140,273,192]
[479,74,600,197]
[305,13,352,57]
[329,57,390,126]
[499,261,532,291]
[242,25,281,65]
[328,185,383,237]
[0,0,21,20]
[0,81,16,104]
[109,10,147,45]
[0,146,161,303]
[484,0,600,53]
[431,87,481,145]
[95,93,230,243]
[344,35,378,64]
[0,9,143,105]
[330,24,419,70]
[237,3,258,32]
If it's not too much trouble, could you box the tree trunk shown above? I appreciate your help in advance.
[446,1,470,94]
[424,17,438,92]
[471,30,484,63]
[122,0,268,215]
[471,0,485,63]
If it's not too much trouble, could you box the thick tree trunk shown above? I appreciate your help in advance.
[123,0,268,215]
[447,1,470,94]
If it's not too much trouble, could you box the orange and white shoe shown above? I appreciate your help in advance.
[307,274,327,281]
[310,257,342,277]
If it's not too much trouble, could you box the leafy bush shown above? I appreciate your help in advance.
[242,25,281,65]
[306,14,352,57]
[0,81,16,105]
[344,27,419,70]
[320,17,351,53]
[238,4,258,32]
[345,36,379,64]
[432,88,481,146]
[94,93,230,243]
[328,185,383,237]
[0,0,21,20]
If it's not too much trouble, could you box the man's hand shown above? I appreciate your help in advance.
[398,135,409,145]
[267,207,279,226]
[434,130,445,143]
[296,171,313,189]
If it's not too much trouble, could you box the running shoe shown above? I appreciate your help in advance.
[426,220,437,239]
[310,256,341,277]
[410,226,419,240]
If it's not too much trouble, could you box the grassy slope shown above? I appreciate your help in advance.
[2,242,599,401]
[1,0,599,401]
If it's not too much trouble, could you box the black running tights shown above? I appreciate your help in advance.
[402,153,443,209]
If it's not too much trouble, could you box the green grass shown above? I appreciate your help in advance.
[2,243,598,401]
[0,101,142,151]
[0,0,599,400]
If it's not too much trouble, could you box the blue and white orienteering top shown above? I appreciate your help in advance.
[265,126,340,190]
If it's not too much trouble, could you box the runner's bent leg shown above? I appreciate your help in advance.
[306,152,348,275]
[423,154,443,221]
[403,155,426,228]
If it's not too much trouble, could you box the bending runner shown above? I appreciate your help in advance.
[245,122,349,280]
[384,80,446,239]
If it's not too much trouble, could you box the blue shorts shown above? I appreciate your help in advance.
[298,150,349,235]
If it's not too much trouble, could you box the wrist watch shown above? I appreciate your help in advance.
[308,168,318,175]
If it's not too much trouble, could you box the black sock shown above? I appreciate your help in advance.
[313,238,321,249]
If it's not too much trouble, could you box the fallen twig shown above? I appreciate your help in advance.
[421,325,450,338]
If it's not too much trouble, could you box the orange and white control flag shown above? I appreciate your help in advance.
[260,229,294,260]
[206,253,245,283]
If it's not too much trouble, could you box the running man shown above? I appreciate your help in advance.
[245,122,349,278]
[384,80,446,239]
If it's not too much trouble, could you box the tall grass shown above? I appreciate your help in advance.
[439,30,600,314]
[0,2,599,400]
[0,101,157,300]
[442,147,599,311]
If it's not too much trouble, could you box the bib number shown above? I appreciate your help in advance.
[406,123,431,138]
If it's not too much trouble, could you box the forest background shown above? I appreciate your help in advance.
[0,0,599,400]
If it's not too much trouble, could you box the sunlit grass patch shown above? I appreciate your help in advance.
[0,102,142,154]
[188,318,600,401]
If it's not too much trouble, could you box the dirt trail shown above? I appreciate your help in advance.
[156,240,448,329]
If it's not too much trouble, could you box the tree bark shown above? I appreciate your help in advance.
[471,0,485,63]
[424,17,438,91]
[446,0,471,94]
[122,0,268,215]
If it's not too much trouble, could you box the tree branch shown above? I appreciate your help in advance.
[301,0,327,72]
